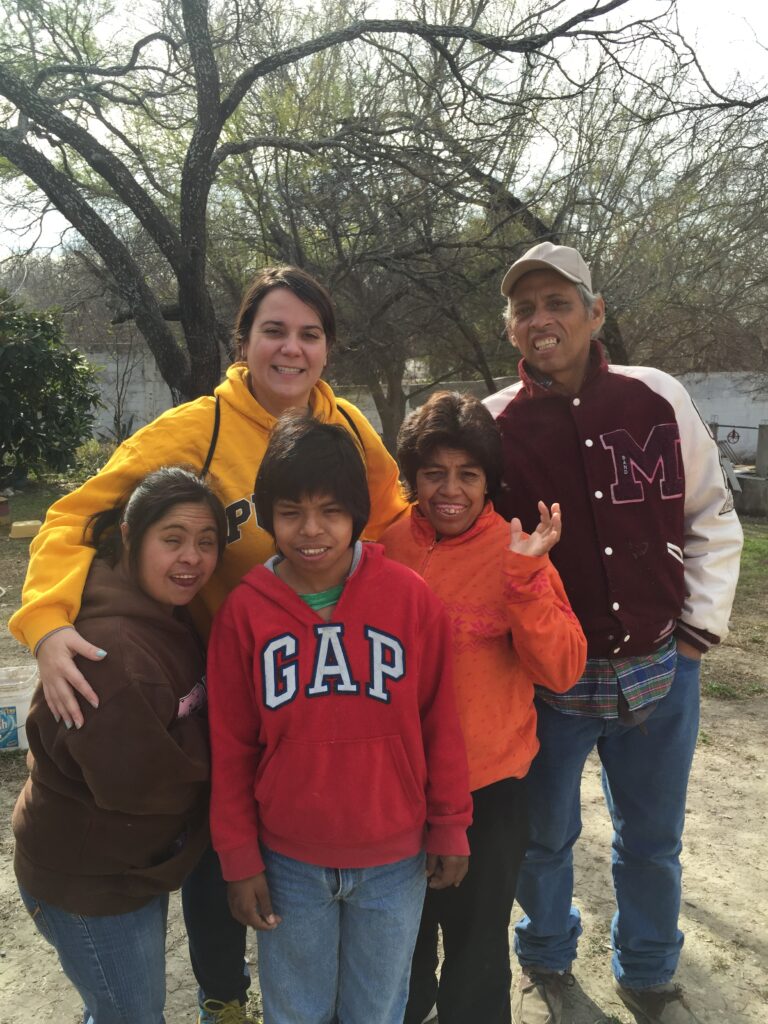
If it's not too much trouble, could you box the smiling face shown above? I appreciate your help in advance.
[507,269,605,395]
[243,288,328,416]
[272,492,355,593]
[122,503,219,611]
[415,447,487,538]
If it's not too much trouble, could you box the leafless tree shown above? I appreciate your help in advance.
[0,0,692,399]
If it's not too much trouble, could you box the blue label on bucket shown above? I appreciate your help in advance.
[0,705,20,748]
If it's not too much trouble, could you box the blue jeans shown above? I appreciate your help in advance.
[514,652,701,990]
[258,847,427,1024]
[19,885,168,1023]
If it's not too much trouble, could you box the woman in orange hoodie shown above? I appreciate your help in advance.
[381,391,586,1024]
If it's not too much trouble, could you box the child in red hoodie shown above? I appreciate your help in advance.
[207,411,472,1024]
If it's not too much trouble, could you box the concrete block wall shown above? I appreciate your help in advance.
[86,343,767,464]
[88,347,175,438]
[676,372,767,462]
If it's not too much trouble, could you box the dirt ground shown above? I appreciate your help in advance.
[0,504,766,1023]
[1,693,766,1024]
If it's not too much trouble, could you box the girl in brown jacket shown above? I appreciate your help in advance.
[13,467,225,1024]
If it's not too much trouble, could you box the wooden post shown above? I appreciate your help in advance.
[757,423,768,479]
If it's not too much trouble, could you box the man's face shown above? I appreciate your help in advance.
[506,269,605,395]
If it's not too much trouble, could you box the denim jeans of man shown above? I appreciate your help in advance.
[182,844,250,1006]
[257,846,427,1024]
[19,884,168,1023]
[514,651,701,990]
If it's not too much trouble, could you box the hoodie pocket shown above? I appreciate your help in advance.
[254,734,426,848]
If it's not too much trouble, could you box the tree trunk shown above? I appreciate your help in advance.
[601,311,630,364]
[365,363,408,455]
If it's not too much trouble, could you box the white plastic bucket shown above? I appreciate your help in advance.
[0,664,38,751]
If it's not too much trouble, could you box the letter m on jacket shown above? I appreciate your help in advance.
[601,424,683,504]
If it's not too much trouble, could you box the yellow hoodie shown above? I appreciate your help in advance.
[10,365,407,651]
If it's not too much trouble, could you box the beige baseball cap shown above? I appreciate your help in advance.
[501,241,592,297]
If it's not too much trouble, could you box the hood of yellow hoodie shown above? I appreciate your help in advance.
[216,363,340,429]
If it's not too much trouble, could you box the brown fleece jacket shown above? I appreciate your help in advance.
[13,559,210,915]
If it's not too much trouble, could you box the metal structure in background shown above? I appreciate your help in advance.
[709,423,748,493]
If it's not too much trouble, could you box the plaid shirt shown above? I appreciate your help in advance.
[536,638,677,719]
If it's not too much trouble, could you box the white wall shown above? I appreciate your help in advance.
[333,386,382,433]
[89,345,174,439]
[335,379,517,436]
[676,372,767,461]
[338,373,768,461]
[88,346,767,463]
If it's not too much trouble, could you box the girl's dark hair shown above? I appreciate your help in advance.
[88,466,227,575]
[397,391,502,502]
[232,265,337,360]
[255,411,370,545]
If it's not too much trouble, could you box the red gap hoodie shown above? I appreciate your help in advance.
[207,542,472,879]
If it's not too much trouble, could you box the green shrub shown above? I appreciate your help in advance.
[71,438,117,482]
[0,293,100,482]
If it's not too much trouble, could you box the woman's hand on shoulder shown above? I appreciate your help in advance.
[508,501,562,558]
[36,627,105,729]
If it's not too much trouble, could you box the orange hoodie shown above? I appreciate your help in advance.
[381,504,586,791]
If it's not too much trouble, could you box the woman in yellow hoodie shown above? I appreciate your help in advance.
[10,265,407,1024]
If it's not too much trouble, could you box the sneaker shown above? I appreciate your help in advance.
[197,998,257,1024]
[512,966,574,1024]
[614,980,703,1024]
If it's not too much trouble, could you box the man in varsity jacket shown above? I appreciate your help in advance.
[483,242,743,1024]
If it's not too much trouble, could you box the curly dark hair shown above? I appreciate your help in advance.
[397,391,502,502]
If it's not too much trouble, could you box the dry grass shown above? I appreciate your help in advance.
[700,517,768,700]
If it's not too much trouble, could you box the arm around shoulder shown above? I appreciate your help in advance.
[9,403,212,652]
[11,434,150,651]
[10,406,213,724]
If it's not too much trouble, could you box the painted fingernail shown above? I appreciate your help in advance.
[95,649,107,658]
[75,720,83,729]
[64,720,73,730]
[53,713,60,723]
